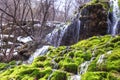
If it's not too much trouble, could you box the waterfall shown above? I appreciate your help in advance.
[110,0,120,36]
[75,13,81,42]
[45,23,68,47]
[27,45,49,63]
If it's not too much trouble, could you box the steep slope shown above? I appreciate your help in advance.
[0,35,120,80]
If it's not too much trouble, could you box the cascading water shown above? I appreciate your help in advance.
[45,23,68,47]
[60,13,81,46]
[110,0,120,36]
[79,57,94,75]
[27,45,49,63]
[69,75,81,80]
[97,51,112,64]
[73,47,96,80]
[97,54,105,64]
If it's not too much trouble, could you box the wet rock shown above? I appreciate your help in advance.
[79,3,108,39]
[117,20,120,34]
[60,19,80,46]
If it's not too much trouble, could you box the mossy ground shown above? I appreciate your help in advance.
[0,35,120,80]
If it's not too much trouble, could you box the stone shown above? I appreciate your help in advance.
[79,3,108,40]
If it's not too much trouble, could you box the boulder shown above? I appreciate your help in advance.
[79,3,108,39]
[60,3,108,46]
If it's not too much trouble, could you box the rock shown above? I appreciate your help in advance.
[117,20,120,35]
[60,19,80,46]
[60,3,108,46]
[18,41,37,60]
[79,3,108,40]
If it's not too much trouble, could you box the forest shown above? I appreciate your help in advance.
[0,0,120,80]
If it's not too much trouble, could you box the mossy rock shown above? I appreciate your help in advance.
[111,36,120,43]
[82,72,108,80]
[50,70,67,80]
[0,65,52,80]
[34,56,47,62]
[63,63,78,74]
[54,57,64,63]
[0,63,9,71]
[0,35,120,80]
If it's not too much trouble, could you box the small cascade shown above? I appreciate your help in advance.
[52,57,58,69]
[79,57,94,75]
[76,47,96,80]
[97,54,105,64]
[69,75,81,80]
[27,45,49,63]
[110,0,120,36]
[74,12,81,42]
[60,13,81,46]
[47,69,56,80]
[45,23,68,47]
[97,51,112,64]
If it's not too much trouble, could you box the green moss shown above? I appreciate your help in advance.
[82,72,108,80]
[111,36,120,43]
[114,41,120,48]
[34,56,47,62]
[51,70,67,80]
[108,71,120,80]
[83,0,109,11]
[0,63,9,71]
[118,0,120,7]
[88,55,99,71]
[0,35,120,79]
[9,61,16,65]
[54,57,64,63]
[32,62,44,68]
[63,63,78,74]
[0,65,52,80]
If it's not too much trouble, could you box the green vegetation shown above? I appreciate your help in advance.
[0,35,120,80]
[86,0,110,10]
[50,71,67,80]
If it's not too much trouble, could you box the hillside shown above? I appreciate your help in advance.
[0,35,120,80]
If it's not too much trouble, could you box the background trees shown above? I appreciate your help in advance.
[0,0,90,61]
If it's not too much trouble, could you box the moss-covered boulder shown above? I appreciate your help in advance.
[79,3,108,40]
[50,70,67,80]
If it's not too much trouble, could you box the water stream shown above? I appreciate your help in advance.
[110,0,120,36]
[97,51,112,64]
[69,75,81,80]
[47,69,56,80]
[45,23,68,47]
[52,57,58,69]
[27,45,49,63]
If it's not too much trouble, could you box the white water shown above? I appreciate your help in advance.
[97,54,105,64]
[97,51,112,64]
[110,0,120,36]
[47,69,56,80]
[79,57,94,75]
[76,13,81,42]
[69,75,81,80]
[52,57,58,69]
[27,45,49,63]
[45,23,68,47]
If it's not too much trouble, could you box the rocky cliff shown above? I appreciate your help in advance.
[61,2,109,46]
[80,3,108,39]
